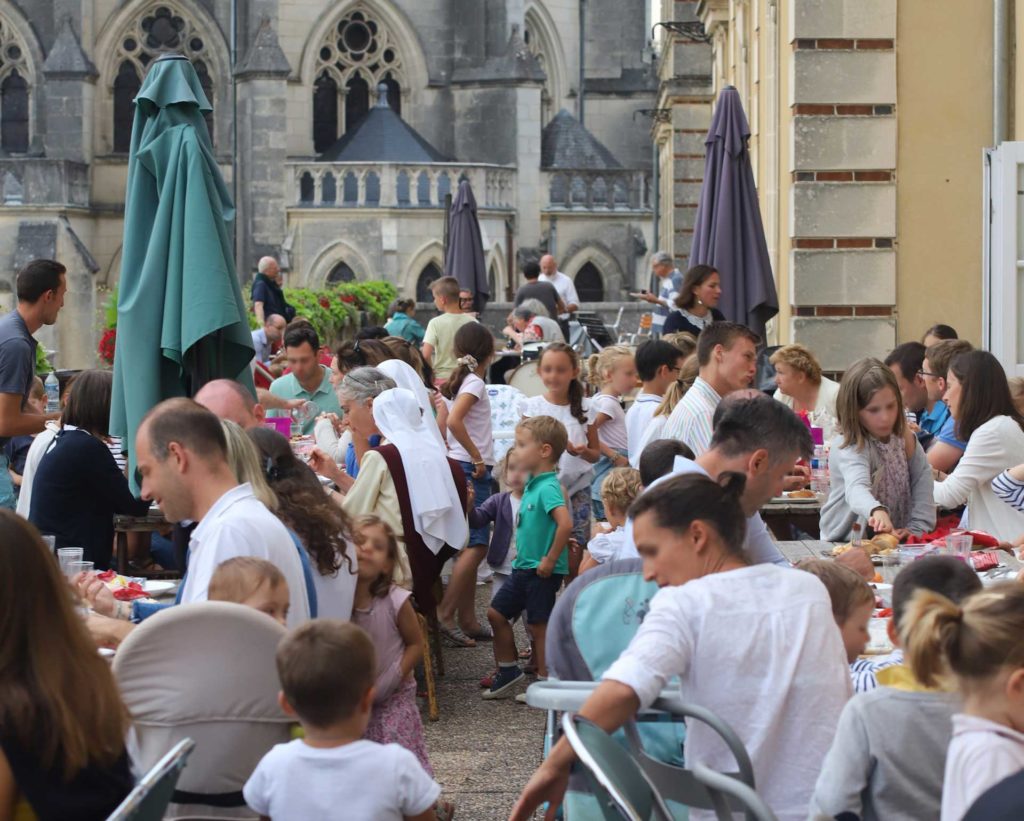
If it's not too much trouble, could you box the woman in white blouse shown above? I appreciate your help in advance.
[933,350,1024,539]
[771,343,841,441]
[510,472,851,821]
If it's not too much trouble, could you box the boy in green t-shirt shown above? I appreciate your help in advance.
[483,416,572,699]
[422,276,476,384]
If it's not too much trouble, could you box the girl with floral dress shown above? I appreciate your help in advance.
[351,514,432,774]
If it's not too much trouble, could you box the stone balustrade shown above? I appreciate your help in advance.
[543,169,653,211]
[286,162,517,210]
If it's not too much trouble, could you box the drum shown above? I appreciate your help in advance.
[507,360,545,397]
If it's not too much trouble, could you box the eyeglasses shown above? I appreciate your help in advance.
[918,370,939,378]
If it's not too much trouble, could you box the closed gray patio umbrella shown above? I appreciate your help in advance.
[445,179,489,311]
[688,85,778,341]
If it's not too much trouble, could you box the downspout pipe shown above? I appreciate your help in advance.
[995,0,1010,145]
[578,0,586,125]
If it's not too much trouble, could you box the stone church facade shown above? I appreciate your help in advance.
[0,0,660,368]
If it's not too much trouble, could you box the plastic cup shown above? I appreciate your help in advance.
[945,533,973,561]
[57,547,84,576]
[65,560,94,579]
[41,535,56,554]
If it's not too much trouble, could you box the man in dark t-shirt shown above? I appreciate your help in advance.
[0,259,66,508]
[251,256,296,324]
[514,260,564,320]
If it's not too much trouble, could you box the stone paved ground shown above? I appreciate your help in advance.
[422,585,545,820]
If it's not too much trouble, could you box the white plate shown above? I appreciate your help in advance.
[769,493,820,504]
[143,580,176,596]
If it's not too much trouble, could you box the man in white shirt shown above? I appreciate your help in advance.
[662,320,759,456]
[622,393,810,566]
[538,254,579,336]
[251,313,286,366]
[135,398,310,627]
[620,393,874,577]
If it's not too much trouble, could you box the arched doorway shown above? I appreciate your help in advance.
[327,261,356,284]
[574,262,604,302]
[416,262,442,302]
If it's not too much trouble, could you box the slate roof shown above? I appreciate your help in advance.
[42,17,97,77]
[318,84,451,163]
[541,109,623,170]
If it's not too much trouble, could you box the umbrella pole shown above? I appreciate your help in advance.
[442,192,452,273]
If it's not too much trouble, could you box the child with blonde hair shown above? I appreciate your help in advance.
[580,467,643,573]
[586,346,637,520]
[904,582,1024,821]
[350,514,432,775]
[820,358,935,542]
[208,556,290,626]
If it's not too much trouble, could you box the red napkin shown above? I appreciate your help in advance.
[971,552,1001,572]
[112,581,148,601]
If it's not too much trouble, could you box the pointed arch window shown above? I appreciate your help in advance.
[313,6,406,144]
[574,262,604,302]
[112,5,217,151]
[416,262,442,303]
[0,21,33,154]
[113,61,141,153]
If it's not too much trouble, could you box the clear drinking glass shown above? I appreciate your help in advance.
[41,535,56,554]
[945,533,973,561]
[57,547,84,577]
[291,401,318,429]
[65,560,94,579]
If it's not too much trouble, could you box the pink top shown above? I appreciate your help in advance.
[352,585,412,703]
[443,373,494,465]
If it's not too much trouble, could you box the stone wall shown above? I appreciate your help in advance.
[787,0,898,369]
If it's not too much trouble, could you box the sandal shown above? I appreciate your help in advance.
[462,624,493,641]
[435,799,456,821]
[440,623,476,648]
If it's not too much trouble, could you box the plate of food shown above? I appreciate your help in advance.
[142,580,177,596]
[769,490,821,503]
[824,533,901,563]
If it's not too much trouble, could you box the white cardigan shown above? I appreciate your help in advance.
[933,415,1024,540]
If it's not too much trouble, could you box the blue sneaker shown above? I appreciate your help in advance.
[482,666,524,699]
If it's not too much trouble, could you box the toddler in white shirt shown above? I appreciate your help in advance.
[243,620,446,821]
[580,467,642,574]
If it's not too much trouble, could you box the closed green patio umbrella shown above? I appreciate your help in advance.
[110,54,255,485]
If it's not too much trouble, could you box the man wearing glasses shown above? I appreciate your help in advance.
[884,341,947,448]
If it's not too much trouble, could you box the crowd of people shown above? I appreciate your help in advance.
[4,252,1024,821]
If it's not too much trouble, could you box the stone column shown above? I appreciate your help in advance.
[787,0,897,370]
[41,17,97,163]
[234,17,291,279]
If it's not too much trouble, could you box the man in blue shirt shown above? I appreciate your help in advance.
[923,338,974,473]
[885,342,948,446]
[0,259,66,508]
[251,314,286,366]
[633,250,683,337]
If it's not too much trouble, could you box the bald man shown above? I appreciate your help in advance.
[251,256,295,324]
[194,379,266,429]
[538,254,579,319]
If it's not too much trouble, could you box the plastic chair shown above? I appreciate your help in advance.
[113,602,293,820]
[106,738,195,821]
[536,558,757,818]
[561,713,674,821]
[486,384,527,464]
[692,764,778,821]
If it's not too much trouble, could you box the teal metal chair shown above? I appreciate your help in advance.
[532,558,758,819]
[562,714,673,821]
[691,764,777,821]
[107,739,195,821]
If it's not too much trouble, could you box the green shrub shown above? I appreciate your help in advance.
[35,344,51,376]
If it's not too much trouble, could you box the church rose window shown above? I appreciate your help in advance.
[313,6,405,149]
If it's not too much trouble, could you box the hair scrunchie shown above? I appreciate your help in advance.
[457,354,479,370]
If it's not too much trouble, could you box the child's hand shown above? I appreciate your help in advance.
[536,556,556,578]
[466,480,476,507]
[892,528,911,543]
[869,509,894,533]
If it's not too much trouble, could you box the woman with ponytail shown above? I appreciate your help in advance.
[435,322,498,646]
[511,472,851,821]
[519,342,600,550]
[903,584,1024,820]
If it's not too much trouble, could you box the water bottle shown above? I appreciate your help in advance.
[810,426,829,495]
[44,371,59,413]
